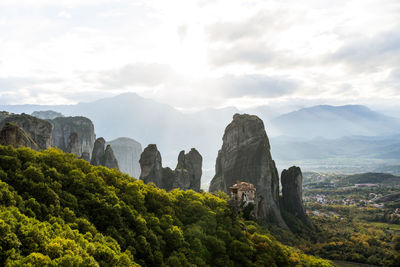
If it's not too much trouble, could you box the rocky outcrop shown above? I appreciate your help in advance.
[0,113,52,150]
[66,132,80,155]
[90,138,119,170]
[176,148,202,192]
[139,144,202,191]
[31,110,63,120]
[50,116,95,158]
[0,123,39,150]
[90,137,106,166]
[139,144,163,187]
[209,114,287,229]
[281,166,313,229]
[107,137,142,178]
[103,145,119,169]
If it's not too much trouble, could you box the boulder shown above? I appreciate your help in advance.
[209,113,288,228]
[0,122,39,150]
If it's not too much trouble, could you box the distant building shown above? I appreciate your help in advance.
[229,181,256,205]
[355,183,379,188]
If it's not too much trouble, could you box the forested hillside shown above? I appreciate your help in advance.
[0,145,332,266]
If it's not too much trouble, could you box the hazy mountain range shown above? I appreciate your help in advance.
[2,93,400,187]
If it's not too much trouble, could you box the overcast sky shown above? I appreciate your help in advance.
[1,0,400,112]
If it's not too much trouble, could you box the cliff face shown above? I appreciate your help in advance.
[139,144,164,187]
[0,113,52,150]
[103,145,119,169]
[281,166,314,229]
[0,123,39,150]
[139,145,202,192]
[176,148,202,192]
[50,117,95,158]
[107,137,142,178]
[209,114,287,229]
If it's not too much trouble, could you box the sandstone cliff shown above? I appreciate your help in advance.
[281,166,314,229]
[0,123,39,150]
[0,113,52,150]
[107,137,142,178]
[103,145,119,169]
[140,144,202,191]
[50,116,95,158]
[209,114,288,229]
[176,148,202,192]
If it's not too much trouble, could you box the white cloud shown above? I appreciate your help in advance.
[0,0,399,110]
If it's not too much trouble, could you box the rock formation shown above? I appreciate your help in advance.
[139,144,164,187]
[103,145,119,169]
[0,113,52,150]
[31,110,63,120]
[90,137,119,170]
[66,132,80,155]
[139,144,202,192]
[50,116,95,158]
[176,149,202,192]
[0,123,39,150]
[90,137,106,166]
[281,166,313,229]
[209,114,288,229]
[107,137,142,178]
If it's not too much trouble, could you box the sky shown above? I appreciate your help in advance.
[1,0,400,113]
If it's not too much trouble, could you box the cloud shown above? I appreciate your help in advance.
[99,63,176,88]
[215,74,299,98]
[206,9,296,43]
[329,30,400,72]
[209,43,274,67]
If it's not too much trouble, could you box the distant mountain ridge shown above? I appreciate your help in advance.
[2,94,400,185]
[271,105,400,138]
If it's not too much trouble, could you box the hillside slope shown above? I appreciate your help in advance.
[0,145,332,266]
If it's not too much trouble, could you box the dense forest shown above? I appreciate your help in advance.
[0,145,332,266]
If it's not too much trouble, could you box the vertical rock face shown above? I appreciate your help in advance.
[209,113,287,228]
[176,148,202,192]
[139,144,202,191]
[90,138,119,170]
[50,117,95,158]
[107,137,142,178]
[0,113,52,150]
[90,137,106,166]
[66,132,80,155]
[103,145,119,169]
[0,123,39,150]
[139,144,164,186]
[281,166,313,228]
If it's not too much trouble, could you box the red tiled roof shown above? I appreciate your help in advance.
[229,181,256,191]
